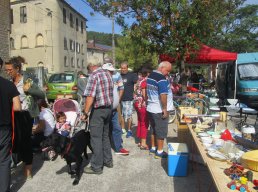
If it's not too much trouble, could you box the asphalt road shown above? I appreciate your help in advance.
[10,113,220,192]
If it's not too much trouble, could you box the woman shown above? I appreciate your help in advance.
[5,56,45,179]
[134,67,151,150]
[32,99,55,150]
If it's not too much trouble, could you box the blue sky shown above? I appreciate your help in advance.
[66,0,258,34]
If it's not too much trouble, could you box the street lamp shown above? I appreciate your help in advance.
[46,8,54,72]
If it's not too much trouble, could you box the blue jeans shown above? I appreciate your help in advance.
[111,110,123,152]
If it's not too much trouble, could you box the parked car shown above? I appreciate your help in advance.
[46,72,78,101]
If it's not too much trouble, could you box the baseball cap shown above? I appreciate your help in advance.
[104,57,113,64]
[102,63,116,71]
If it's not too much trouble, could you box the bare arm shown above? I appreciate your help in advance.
[118,89,124,102]
[160,94,168,118]
[84,96,94,114]
[32,120,45,134]
[13,96,21,111]
[142,88,147,101]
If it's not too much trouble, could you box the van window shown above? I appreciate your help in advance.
[49,74,74,83]
[238,63,258,80]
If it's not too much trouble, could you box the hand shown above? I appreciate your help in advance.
[162,109,168,119]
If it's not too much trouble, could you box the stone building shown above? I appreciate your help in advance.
[87,40,112,65]
[0,0,10,62]
[10,0,87,73]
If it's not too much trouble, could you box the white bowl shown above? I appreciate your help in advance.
[201,137,213,144]
[198,132,210,137]
[203,143,212,148]
[212,134,221,139]
[213,138,224,146]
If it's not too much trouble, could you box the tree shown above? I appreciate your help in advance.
[209,4,258,52]
[87,31,121,46]
[115,35,158,70]
[87,0,245,71]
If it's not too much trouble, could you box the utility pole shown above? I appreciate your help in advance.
[112,13,115,66]
[46,8,54,72]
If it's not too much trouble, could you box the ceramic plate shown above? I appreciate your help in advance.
[207,151,228,161]
[198,132,210,137]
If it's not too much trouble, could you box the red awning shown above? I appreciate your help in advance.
[160,45,237,64]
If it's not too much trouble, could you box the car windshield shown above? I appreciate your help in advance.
[238,63,258,80]
[48,74,74,83]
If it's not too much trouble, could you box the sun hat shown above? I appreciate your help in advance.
[102,63,116,71]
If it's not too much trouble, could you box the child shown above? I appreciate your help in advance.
[55,112,71,137]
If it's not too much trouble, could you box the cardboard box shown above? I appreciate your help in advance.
[178,107,198,123]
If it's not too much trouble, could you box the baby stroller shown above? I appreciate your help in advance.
[52,98,84,137]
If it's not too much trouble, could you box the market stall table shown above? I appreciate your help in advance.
[187,123,258,192]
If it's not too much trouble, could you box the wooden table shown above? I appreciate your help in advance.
[187,124,258,192]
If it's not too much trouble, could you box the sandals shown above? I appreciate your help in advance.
[140,145,149,150]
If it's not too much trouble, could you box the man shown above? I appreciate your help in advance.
[120,62,138,138]
[83,62,113,174]
[102,62,129,155]
[0,57,21,192]
[147,61,173,159]
[77,71,88,106]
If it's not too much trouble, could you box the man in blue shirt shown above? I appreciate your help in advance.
[147,61,173,159]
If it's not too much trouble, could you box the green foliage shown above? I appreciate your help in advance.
[87,31,121,46]
[115,35,158,71]
[208,4,258,53]
[86,0,246,71]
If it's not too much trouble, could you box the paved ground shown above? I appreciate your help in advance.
[11,113,217,192]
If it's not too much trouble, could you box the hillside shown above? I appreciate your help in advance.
[87,31,121,46]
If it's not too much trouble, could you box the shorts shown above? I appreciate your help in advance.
[148,112,168,139]
[121,101,134,120]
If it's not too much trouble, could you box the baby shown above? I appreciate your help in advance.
[55,112,71,137]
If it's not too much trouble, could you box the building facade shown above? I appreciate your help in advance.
[0,0,10,62]
[10,0,87,73]
[87,40,111,65]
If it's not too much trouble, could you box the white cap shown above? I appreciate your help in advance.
[102,63,116,71]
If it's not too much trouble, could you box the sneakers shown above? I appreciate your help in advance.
[84,167,103,175]
[103,162,113,168]
[122,129,126,134]
[154,151,168,159]
[115,148,129,155]
[126,130,132,138]
[149,148,156,155]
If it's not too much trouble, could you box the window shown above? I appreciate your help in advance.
[70,13,73,28]
[64,56,68,67]
[38,62,44,67]
[69,39,74,51]
[63,8,66,23]
[20,6,27,23]
[238,63,258,80]
[76,42,80,53]
[81,21,83,33]
[76,18,79,31]
[36,34,44,47]
[10,38,15,50]
[49,73,74,83]
[77,59,80,68]
[71,57,74,67]
[81,44,84,54]
[64,38,67,50]
[21,35,28,48]
[10,9,13,24]
[82,59,85,68]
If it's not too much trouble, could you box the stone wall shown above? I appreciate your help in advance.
[0,0,10,61]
